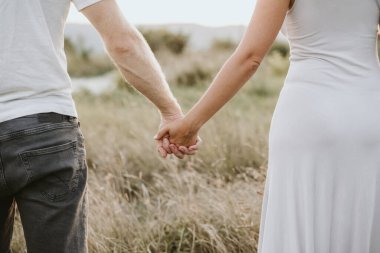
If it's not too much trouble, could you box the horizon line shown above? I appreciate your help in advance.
[66,21,248,28]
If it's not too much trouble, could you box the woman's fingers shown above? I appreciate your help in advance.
[169,144,185,159]
[189,137,202,151]
[178,146,189,153]
[179,146,197,155]
[156,133,201,159]
[169,136,202,158]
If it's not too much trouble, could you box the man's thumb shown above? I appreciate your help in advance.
[154,127,169,140]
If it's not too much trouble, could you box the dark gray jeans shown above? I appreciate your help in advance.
[0,112,88,253]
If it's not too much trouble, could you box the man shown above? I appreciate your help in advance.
[0,0,197,252]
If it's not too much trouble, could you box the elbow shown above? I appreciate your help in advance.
[237,51,263,73]
[105,30,140,58]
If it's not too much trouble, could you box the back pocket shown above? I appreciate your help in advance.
[19,141,80,202]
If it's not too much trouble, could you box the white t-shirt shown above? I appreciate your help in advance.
[0,0,103,123]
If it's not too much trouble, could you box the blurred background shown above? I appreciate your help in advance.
[12,1,380,252]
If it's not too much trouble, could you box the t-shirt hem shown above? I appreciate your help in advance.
[0,105,78,124]
[73,0,104,11]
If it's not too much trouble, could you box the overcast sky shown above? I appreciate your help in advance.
[68,0,256,26]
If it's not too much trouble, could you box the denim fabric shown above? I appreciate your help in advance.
[0,112,88,253]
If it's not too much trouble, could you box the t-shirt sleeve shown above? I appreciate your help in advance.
[72,0,104,11]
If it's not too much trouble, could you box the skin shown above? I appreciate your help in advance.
[156,0,293,148]
[80,0,198,158]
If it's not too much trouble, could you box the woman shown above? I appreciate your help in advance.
[156,0,380,252]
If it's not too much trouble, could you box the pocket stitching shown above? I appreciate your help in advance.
[20,140,77,157]
[19,141,80,202]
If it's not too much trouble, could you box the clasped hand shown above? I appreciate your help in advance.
[155,115,201,159]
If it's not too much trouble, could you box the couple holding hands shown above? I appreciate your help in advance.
[2,0,380,252]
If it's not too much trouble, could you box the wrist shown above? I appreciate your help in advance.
[159,99,183,120]
[183,113,202,134]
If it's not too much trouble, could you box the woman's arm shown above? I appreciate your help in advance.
[156,0,291,146]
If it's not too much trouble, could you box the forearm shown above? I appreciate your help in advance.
[155,0,289,148]
[184,51,260,130]
[107,29,181,117]
[183,0,289,133]
[82,0,181,117]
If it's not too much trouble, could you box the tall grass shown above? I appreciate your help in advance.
[11,64,285,253]
[75,79,280,253]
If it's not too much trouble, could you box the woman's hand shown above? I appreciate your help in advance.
[157,114,201,159]
[155,117,201,159]
[157,113,182,158]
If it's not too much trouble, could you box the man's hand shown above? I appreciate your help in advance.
[157,112,183,159]
[157,112,201,159]
[155,117,201,159]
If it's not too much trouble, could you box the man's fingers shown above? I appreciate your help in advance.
[163,137,172,154]
[155,139,168,158]
[156,138,163,147]
[158,146,167,158]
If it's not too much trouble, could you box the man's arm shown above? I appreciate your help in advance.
[80,0,182,119]
[80,0,198,158]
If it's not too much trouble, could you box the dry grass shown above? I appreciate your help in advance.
[9,27,378,253]
[11,49,287,253]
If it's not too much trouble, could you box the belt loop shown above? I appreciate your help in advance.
[65,115,76,123]
[38,113,62,123]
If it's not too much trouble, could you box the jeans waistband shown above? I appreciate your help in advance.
[0,113,79,134]
[29,112,77,124]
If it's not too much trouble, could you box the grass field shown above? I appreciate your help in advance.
[10,45,289,253]
[9,26,380,253]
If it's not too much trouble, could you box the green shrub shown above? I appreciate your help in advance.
[64,37,114,77]
[211,39,237,51]
[140,29,189,55]
[269,42,289,57]
[115,75,137,94]
[175,65,213,87]
[267,52,290,77]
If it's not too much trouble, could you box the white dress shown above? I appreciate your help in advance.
[258,0,380,252]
